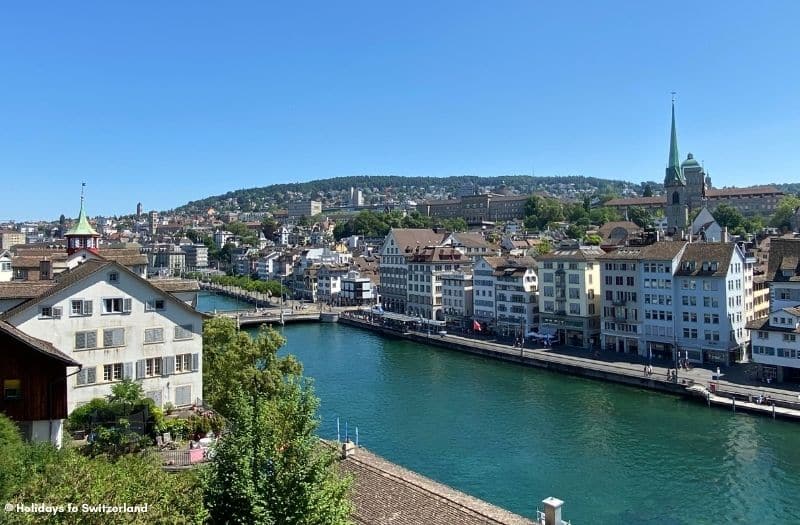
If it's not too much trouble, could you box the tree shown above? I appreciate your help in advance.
[642,184,654,197]
[587,206,621,225]
[1,414,206,524]
[584,234,603,245]
[627,206,653,228]
[712,204,744,231]
[202,317,301,419]
[439,217,468,232]
[524,195,564,230]
[205,384,352,525]
[770,195,800,231]
[535,239,552,256]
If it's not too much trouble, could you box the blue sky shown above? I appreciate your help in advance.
[1,1,798,221]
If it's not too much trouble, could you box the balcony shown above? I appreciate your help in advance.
[612,299,626,306]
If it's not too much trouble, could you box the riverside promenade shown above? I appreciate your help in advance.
[339,313,800,421]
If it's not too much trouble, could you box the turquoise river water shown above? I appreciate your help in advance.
[198,292,800,524]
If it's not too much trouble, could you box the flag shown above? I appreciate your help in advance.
[473,320,482,332]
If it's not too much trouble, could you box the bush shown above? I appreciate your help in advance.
[0,415,25,500]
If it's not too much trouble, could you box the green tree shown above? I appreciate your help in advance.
[524,195,564,230]
[770,195,800,230]
[626,206,653,228]
[0,414,25,501]
[439,217,468,232]
[587,206,621,225]
[202,317,301,419]
[642,184,654,197]
[584,234,603,245]
[205,384,352,525]
[535,239,552,256]
[712,204,745,231]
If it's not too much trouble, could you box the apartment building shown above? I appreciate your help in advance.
[406,246,468,320]
[538,246,603,348]
[1,259,205,413]
[379,229,444,313]
[441,271,473,330]
[317,264,350,303]
[340,271,375,306]
[675,243,748,365]
[747,237,800,382]
[600,242,687,360]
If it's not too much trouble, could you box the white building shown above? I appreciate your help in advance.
[379,229,444,313]
[1,259,205,413]
[538,246,603,348]
[0,250,12,282]
[340,270,375,306]
[317,264,350,303]
[441,271,473,330]
[256,252,281,281]
[406,246,469,320]
[747,237,800,382]
[471,257,538,338]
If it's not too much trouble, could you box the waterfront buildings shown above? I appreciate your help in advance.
[747,237,800,382]
[599,241,749,365]
[1,259,205,413]
[471,256,538,338]
[441,271,473,329]
[538,246,603,348]
[406,245,469,320]
[379,228,444,313]
[339,270,375,306]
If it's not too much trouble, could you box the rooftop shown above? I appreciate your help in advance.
[340,446,535,525]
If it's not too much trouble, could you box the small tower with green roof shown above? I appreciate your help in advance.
[664,98,688,234]
[65,184,100,255]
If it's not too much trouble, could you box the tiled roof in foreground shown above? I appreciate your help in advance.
[340,447,535,525]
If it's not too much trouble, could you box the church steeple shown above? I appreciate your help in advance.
[65,183,100,255]
[664,98,685,187]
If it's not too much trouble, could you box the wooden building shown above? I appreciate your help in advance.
[0,320,79,447]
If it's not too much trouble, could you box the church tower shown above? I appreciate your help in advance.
[664,100,688,234]
[65,184,100,255]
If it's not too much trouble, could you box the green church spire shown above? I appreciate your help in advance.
[664,97,686,186]
[66,183,99,237]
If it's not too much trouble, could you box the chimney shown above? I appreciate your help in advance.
[542,497,564,525]
[340,440,356,459]
[722,226,729,243]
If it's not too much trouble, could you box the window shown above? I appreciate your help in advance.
[568,274,579,284]
[757,331,768,339]
[76,367,97,386]
[3,379,21,400]
[783,334,797,342]
[145,358,163,377]
[175,353,193,373]
[144,328,164,344]
[75,330,98,350]
[145,299,166,311]
[39,306,61,318]
[103,328,125,348]
[569,303,580,315]
[103,363,124,382]
[568,288,580,299]
[108,272,119,282]
[71,299,93,316]
[174,324,193,340]
[103,298,132,314]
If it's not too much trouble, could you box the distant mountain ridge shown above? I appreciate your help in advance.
[174,174,653,215]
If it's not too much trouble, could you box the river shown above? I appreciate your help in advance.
[198,292,800,524]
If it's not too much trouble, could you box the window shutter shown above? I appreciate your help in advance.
[123,362,133,380]
[87,331,97,349]
[76,368,87,386]
[83,300,93,316]
[75,332,85,349]
[53,306,62,318]
[123,298,132,313]
[163,356,175,377]
[191,353,199,372]
[87,367,96,384]
[103,330,113,348]
[136,360,145,379]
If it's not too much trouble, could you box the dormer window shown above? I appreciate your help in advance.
[108,272,119,282]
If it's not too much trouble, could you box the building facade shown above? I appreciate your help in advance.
[538,246,603,348]
[378,229,444,313]
[2,260,205,413]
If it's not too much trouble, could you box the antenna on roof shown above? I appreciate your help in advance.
[81,182,86,205]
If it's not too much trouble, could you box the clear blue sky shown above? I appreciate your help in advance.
[2,1,798,221]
